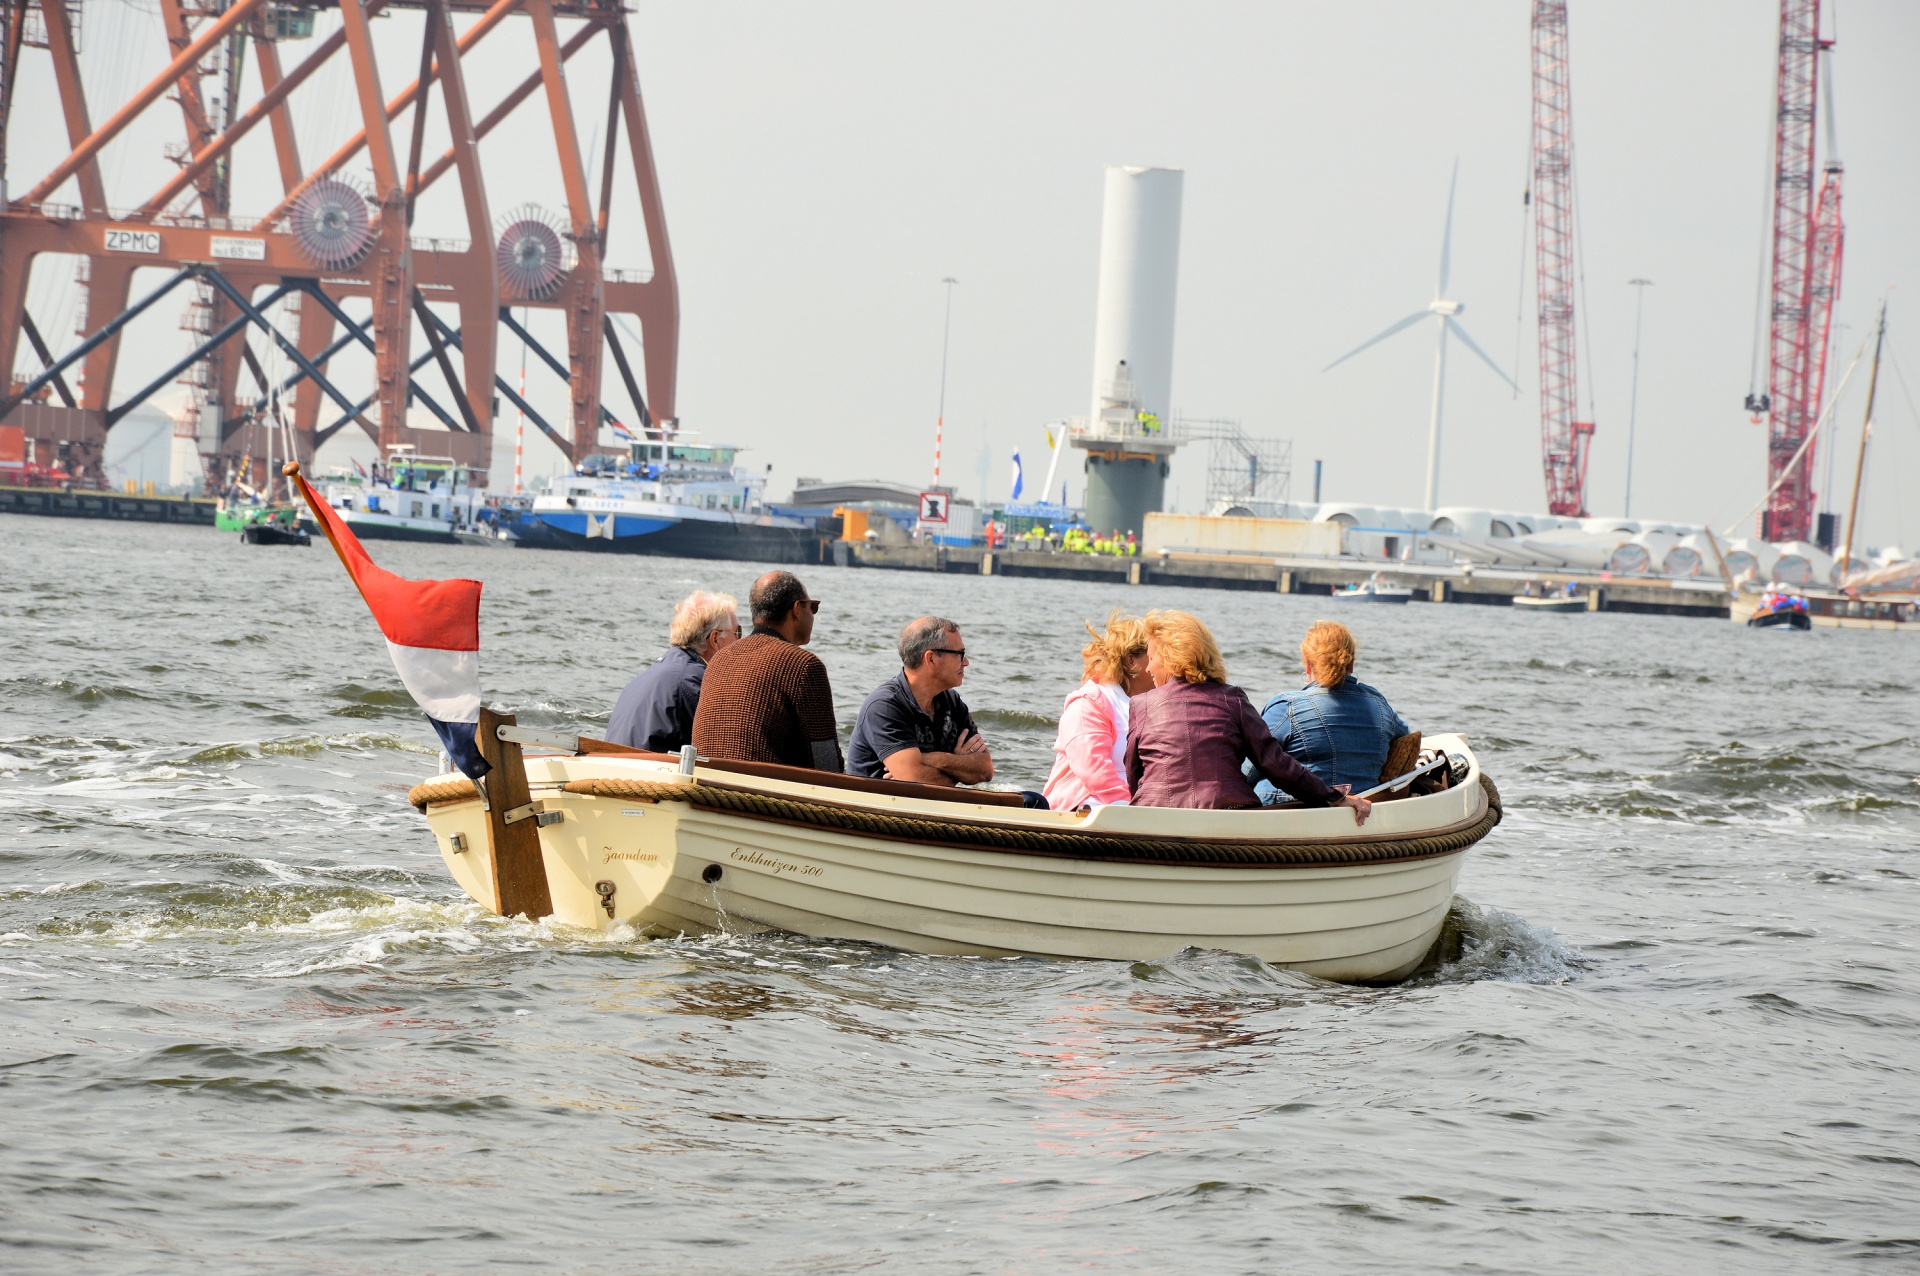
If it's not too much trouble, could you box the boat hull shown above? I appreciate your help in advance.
[241,523,310,546]
[535,511,820,563]
[414,737,1494,983]
[453,529,514,548]
[340,512,458,543]
[1747,608,1812,630]
[1512,596,1585,614]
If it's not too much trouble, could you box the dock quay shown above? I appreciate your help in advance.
[0,485,217,525]
[834,541,1733,619]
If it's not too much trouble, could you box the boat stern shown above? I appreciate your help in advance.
[414,756,694,932]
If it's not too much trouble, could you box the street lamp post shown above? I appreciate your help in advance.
[1624,278,1653,517]
[934,277,958,486]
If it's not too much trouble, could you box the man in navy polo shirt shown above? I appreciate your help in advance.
[847,616,994,786]
[606,591,739,752]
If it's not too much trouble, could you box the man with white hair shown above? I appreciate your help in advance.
[606,590,740,752]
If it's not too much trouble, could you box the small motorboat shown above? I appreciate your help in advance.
[1748,605,1812,630]
[407,722,1501,984]
[1333,573,1413,604]
[454,527,519,549]
[1512,593,1584,614]
[1746,590,1812,630]
[241,520,311,546]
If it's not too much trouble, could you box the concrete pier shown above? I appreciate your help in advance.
[845,542,1732,619]
[0,485,217,525]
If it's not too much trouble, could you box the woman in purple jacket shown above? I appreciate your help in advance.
[1125,610,1372,822]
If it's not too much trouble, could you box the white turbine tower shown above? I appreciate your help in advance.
[1324,164,1516,511]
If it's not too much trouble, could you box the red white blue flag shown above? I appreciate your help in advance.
[288,466,490,781]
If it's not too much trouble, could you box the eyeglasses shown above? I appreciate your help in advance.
[930,647,968,660]
[799,599,821,614]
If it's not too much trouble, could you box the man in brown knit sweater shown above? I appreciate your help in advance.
[692,571,843,771]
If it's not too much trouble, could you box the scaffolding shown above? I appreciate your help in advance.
[1183,417,1292,510]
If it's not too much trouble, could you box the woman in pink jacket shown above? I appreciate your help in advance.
[1042,612,1152,810]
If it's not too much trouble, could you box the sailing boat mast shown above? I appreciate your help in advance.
[1838,301,1886,572]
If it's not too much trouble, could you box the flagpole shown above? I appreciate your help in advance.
[282,462,376,614]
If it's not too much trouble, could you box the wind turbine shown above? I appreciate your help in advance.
[1324,163,1516,511]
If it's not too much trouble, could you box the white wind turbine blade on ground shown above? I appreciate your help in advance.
[1444,317,1517,391]
[1322,309,1432,373]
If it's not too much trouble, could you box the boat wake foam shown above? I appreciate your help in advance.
[1408,896,1585,986]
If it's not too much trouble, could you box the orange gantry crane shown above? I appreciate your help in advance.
[0,0,678,490]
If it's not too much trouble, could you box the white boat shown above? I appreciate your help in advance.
[1512,593,1585,614]
[407,729,1502,984]
[529,433,818,562]
[318,446,485,543]
[1333,573,1413,603]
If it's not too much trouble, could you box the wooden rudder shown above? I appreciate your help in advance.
[476,706,554,920]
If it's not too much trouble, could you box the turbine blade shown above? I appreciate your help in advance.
[1323,310,1432,373]
[1438,159,1459,295]
[1446,317,1517,391]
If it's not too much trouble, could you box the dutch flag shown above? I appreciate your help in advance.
[286,464,490,782]
[608,417,637,443]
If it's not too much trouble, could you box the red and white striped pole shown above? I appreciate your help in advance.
[934,277,957,486]
[512,308,528,494]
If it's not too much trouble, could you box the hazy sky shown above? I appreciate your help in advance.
[13,1,1920,547]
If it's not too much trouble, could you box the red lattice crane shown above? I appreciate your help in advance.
[1529,0,1593,517]
[1749,0,1840,544]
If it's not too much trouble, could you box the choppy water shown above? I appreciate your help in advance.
[3,516,1917,1272]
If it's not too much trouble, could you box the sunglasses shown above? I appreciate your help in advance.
[930,647,968,660]
[799,599,821,615]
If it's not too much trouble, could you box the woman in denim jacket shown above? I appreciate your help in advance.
[1255,621,1408,806]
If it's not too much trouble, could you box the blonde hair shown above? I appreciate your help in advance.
[669,590,739,649]
[1144,610,1228,685]
[1301,620,1356,688]
[1080,610,1148,684]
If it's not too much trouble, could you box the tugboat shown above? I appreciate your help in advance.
[218,495,309,540]
[240,511,311,546]
[317,447,485,543]
[529,433,817,562]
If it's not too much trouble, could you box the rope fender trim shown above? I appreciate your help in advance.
[536,774,1504,868]
[408,775,485,809]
